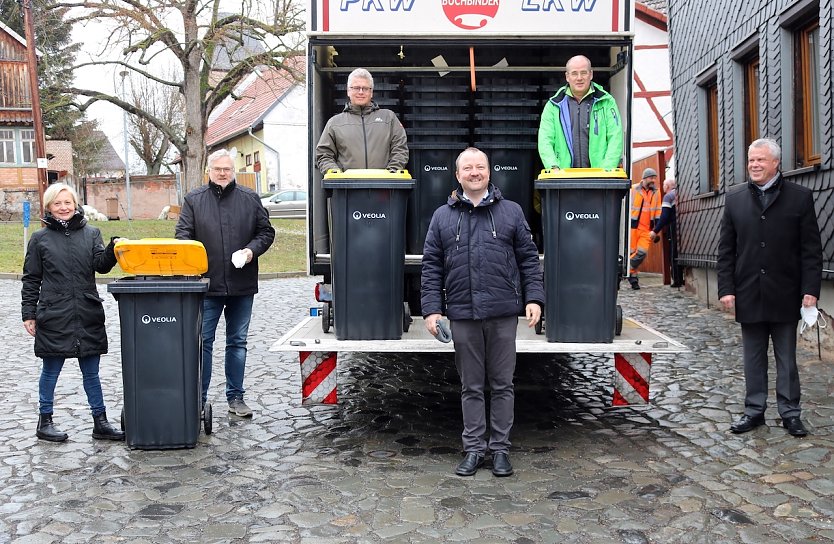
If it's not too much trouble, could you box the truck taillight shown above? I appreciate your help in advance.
[314,282,332,302]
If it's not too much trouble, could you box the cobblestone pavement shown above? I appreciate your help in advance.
[0,275,832,543]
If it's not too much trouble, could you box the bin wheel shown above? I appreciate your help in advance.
[120,407,125,431]
[535,317,543,335]
[403,302,412,333]
[203,402,212,435]
[322,301,332,333]
[615,305,623,336]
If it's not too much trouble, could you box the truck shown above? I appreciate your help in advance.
[270,0,687,406]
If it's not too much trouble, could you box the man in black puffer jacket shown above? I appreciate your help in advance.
[421,147,544,478]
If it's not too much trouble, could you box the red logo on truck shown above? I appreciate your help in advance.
[442,0,499,30]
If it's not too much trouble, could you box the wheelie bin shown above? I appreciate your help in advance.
[107,239,212,449]
[323,169,414,340]
[535,169,630,343]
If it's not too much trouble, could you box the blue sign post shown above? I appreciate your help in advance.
[23,201,31,257]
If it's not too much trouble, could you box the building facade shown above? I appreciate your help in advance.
[669,0,833,345]
[0,21,40,218]
[206,61,306,194]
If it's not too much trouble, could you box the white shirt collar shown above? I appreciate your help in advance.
[462,189,489,206]
[754,173,779,192]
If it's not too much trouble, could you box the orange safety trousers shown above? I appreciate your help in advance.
[629,227,653,275]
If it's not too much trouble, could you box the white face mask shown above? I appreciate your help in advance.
[799,306,827,334]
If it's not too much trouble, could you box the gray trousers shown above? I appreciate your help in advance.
[450,316,517,454]
[741,321,801,419]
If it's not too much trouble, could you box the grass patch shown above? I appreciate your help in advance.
[2,219,306,277]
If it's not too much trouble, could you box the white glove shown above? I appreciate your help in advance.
[231,249,248,269]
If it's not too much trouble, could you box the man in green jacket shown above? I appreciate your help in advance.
[537,55,623,172]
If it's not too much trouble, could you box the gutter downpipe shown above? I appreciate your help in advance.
[248,127,281,192]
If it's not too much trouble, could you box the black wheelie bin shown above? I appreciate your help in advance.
[535,168,631,343]
[107,239,211,449]
[322,169,414,340]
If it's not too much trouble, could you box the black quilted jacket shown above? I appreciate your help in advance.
[21,210,118,358]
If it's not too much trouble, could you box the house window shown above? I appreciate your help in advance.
[21,130,35,164]
[706,82,720,191]
[743,57,760,150]
[696,64,720,194]
[0,130,14,164]
[254,151,260,164]
[731,34,760,185]
[794,19,820,166]
[245,154,253,166]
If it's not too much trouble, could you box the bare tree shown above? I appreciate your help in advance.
[126,73,183,175]
[54,0,305,193]
[71,120,107,178]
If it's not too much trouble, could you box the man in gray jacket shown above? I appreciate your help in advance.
[315,68,408,173]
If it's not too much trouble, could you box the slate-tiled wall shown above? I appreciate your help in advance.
[668,0,834,277]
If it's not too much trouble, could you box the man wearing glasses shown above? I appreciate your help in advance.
[176,148,275,419]
[537,55,623,173]
[315,68,408,173]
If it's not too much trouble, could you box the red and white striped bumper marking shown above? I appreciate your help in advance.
[300,351,338,405]
[613,352,652,405]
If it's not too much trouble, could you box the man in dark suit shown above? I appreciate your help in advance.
[717,138,822,437]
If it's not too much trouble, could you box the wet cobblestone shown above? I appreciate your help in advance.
[0,275,832,542]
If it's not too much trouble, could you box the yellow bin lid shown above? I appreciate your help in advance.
[323,168,412,180]
[114,238,208,276]
[537,167,628,180]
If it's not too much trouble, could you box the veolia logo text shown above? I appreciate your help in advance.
[141,315,178,324]
[565,211,600,221]
[352,211,387,220]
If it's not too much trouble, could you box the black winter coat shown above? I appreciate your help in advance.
[21,210,118,358]
[717,176,822,323]
[421,184,544,320]
[175,180,275,296]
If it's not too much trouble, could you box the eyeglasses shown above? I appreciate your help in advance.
[211,167,233,173]
[349,86,372,93]
[567,70,591,78]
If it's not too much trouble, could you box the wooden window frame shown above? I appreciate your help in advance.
[253,151,260,164]
[794,19,820,166]
[0,129,15,164]
[21,129,35,164]
[706,81,720,191]
[743,57,760,150]
[245,153,253,166]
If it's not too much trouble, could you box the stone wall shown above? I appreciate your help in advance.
[0,188,40,222]
[84,175,180,220]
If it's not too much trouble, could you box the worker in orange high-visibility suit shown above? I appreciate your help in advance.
[627,167,662,290]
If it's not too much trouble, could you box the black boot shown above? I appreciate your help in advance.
[92,412,125,441]
[36,413,68,442]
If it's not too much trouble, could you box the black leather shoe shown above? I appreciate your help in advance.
[782,417,808,437]
[730,414,765,434]
[455,452,484,476]
[628,278,641,290]
[491,452,514,477]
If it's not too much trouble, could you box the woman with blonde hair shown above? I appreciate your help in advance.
[21,183,124,442]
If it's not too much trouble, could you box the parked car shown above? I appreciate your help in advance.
[261,190,307,219]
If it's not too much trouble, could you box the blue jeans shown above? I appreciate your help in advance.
[39,355,106,416]
[201,294,254,404]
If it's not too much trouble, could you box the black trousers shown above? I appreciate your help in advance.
[740,321,801,419]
